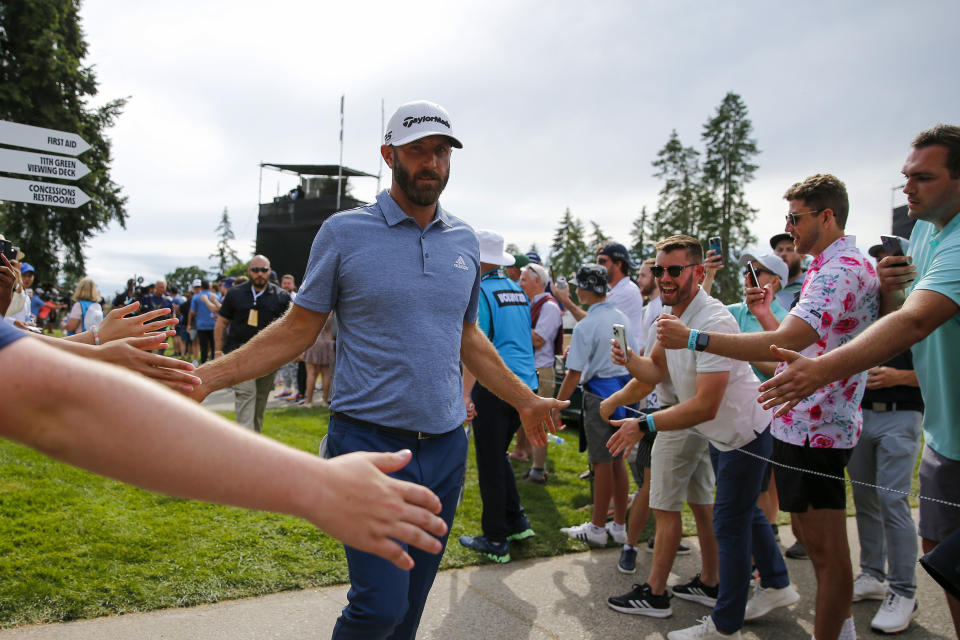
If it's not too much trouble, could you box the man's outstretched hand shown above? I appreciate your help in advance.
[756,345,823,417]
[311,449,448,570]
[518,394,569,447]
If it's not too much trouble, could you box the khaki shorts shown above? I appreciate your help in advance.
[536,366,556,398]
[649,429,714,511]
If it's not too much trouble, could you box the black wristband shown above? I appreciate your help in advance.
[694,331,710,352]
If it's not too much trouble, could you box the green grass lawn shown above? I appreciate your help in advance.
[0,407,652,628]
[0,403,923,628]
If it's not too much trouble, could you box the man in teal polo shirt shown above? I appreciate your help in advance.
[759,124,960,636]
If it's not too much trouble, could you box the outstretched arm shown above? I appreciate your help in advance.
[1,337,447,570]
[192,304,327,402]
[460,322,568,447]
[657,313,818,362]
[758,288,957,414]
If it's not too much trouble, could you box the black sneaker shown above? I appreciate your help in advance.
[618,547,638,574]
[785,541,808,559]
[607,583,673,617]
[506,514,535,542]
[671,574,719,608]
[646,536,692,556]
[458,534,510,563]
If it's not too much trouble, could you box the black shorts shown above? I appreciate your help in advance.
[773,438,851,512]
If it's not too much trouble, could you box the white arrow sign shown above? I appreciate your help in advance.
[0,148,91,180]
[0,176,91,208]
[0,120,91,156]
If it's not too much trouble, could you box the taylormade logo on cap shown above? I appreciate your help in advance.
[403,115,451,129]
[384,100,463,149]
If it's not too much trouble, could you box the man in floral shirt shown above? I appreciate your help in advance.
[657,174,878,640]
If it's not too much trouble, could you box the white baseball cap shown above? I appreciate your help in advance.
[738,252,789,289]
[384,100,463,149]
[191,279,202,288]
[477,230,515,266]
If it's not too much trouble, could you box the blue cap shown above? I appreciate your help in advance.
[525,251,542,265]
[222,277,236,287]
[20,262,35,274]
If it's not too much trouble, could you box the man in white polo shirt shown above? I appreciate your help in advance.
[607,235,796,640]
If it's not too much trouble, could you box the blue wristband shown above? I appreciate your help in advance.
[646,413,657,433]
[687,329,700,351]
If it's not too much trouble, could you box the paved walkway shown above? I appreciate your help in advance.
[1,517,953,639]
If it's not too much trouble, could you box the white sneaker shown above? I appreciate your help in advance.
[606,521,628,544]
[560,521,608,546]
[870,592,918,633]
[743,582,801,620]
[852,572,888,601]
[667,615,741,640]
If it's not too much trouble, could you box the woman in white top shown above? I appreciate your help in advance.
[65,277,104,333]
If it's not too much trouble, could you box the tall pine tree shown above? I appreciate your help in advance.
[588,221,610,252]
[549,207,589,281]
[629,206,655,261]
[0,0,127,282]
[650,130,706,242]
[700,92,759,303]
[210,207,240,276]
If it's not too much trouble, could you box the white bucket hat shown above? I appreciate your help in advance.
[477,230,515,266]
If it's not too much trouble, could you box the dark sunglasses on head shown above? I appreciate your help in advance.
[786,209,824,226]
[652,263,699,278]
[249,267,270,273]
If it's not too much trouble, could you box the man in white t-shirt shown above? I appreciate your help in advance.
[606,235,796,640]
[555,242,646,346]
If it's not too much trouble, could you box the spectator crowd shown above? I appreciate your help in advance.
[1,106,958,640]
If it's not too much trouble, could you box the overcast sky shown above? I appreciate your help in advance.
[74,0,959,295]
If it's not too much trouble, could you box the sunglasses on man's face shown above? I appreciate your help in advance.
[743,268,775,279]
[651,263,699,279]
[785,209,824,226]
[249,267,270,274]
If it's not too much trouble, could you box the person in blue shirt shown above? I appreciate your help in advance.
[555,263,636,547]
[459,230,539,563]
[188,280,219,363]
[760,124,960,637]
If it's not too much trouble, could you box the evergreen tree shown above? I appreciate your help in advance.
[651,130,706,242]
[549,207,589,281]
[164,265,209,295]
[629,206,655,261]
[588,221,610,252]
[209,207,240,276]
[527,242,540,258]
[0,0,127,282]
[700,92,760,303]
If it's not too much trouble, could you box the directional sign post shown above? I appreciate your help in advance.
[0,148,90,180]
[0,119,91,156]
[0,176,91,209]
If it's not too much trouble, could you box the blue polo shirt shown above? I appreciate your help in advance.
[478,269,538,390]
[296,190,480,433]
[907,214,960,460]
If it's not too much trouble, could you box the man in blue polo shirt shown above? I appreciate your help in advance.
[459,229,539,563]
[184,100,564,640]
[759,124,960,637]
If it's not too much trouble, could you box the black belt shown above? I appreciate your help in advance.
[863,401,924,413]
[331,412,452,440]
